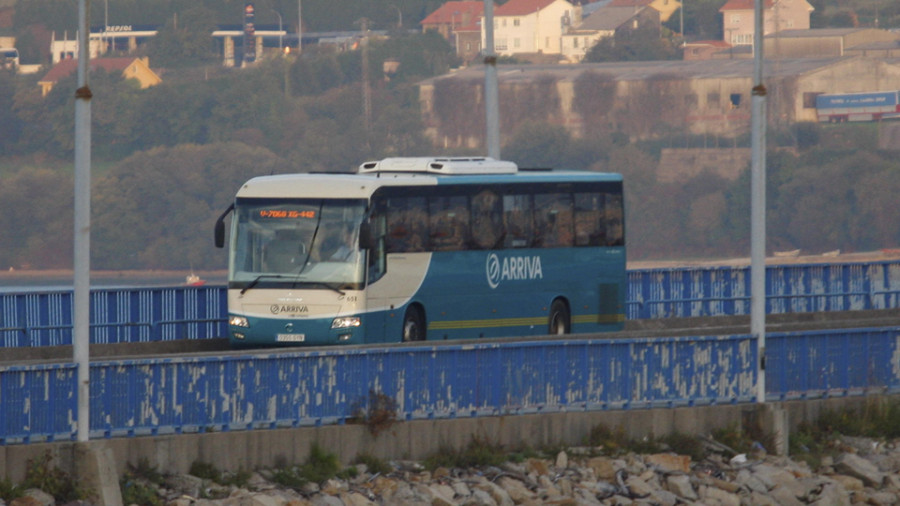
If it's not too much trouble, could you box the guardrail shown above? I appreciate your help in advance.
[0,285,226,347]
[2,326,898,444]
[626,261,900,319]
[2,261,899,347]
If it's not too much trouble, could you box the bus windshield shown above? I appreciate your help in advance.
[230,198,367,290]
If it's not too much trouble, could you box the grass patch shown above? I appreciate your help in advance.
[353,453,393,475]
[423,436,508,470]
[0,477,23,502]
[23,452,89,503]
[789,400,900,469]
[271,443,345,489]
[586,423,707,461]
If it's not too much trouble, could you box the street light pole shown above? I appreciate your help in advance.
[274,11,283,50]
[297,0,302,54]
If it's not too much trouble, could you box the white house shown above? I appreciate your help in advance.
[482,0,578,57]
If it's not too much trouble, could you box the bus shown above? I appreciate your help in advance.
[0,48,19,70]
[214,157,625,347]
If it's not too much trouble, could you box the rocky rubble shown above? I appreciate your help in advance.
[9,436,900,506]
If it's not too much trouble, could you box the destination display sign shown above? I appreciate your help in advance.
[257,209,316,219]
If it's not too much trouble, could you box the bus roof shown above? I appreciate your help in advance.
[236,164,622,200]
[359,157,518,175]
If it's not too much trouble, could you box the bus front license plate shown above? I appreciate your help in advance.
[276,333,305,342]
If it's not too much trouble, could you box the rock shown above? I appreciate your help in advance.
[834,453,885,487]
[665,474,697,500]
[586,457,617,480]
[525,458,549,476]
[13,490,53,506]
[624,474,654,498]
[644,453,691,474]
[309,494,344,506]
[555,451,568,470]
[827,473,864,491]
[464,488,498,506]
[699,484,741,506]
[340,492,376,506]
[452,481,472,498]
[497,476,534,503]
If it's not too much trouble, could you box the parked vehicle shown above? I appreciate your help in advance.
[816,90,900,122]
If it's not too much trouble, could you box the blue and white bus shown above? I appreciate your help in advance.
[215,157,625,347]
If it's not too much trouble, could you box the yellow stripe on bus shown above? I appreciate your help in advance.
[428,314,625,330]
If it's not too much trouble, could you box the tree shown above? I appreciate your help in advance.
[0,168,73,269]
[584,24,681,63]
[144,6,219,68]
[662,0,724,41]
[92,143,292,270]
[503,122,572,169]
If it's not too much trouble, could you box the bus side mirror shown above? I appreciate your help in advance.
[358,222,375,250]
[214,204,234,249]
[215,221,225,248]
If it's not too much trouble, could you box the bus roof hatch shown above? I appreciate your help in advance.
[358,157,518,175]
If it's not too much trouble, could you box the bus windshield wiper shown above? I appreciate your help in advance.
[240,275,345,296]
[240,274,290,295]
[306,281,346,296]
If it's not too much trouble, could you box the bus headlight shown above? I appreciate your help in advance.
[230,316,250,328]
[331,316,361,329]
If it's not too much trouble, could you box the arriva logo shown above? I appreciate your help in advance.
[486,253,543,289]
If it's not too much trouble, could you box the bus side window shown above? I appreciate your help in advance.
[534,193,574,248]
[386,197,427,253]
[429,195,469,251]
[574,193,605,246]
[470,189,503,249]
[605,193,625,246]
[503,194,533,248]
[367,212,388,283]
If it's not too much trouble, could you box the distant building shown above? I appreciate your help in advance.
[418,56,900,148]
[608,0,681,23]
[682,40,734,60]
[766,28,900,59]
[484,0,579,59]
[720,0,814,46]
[50,26,160,63]
[562,3,660,62]
[421,1,484,63]
[38,57,162,97]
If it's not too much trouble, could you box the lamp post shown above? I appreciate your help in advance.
[297,0,302,54]
[392,5,402,29]
[273,10,283,51]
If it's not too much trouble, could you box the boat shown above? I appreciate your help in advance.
[185,273,206,286]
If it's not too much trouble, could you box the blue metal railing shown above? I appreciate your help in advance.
[0,285,227,347]
[3,326,899,444]
[1,261,899,347]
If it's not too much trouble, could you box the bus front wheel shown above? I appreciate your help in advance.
[402,306,426,342]
[548,300,570,335]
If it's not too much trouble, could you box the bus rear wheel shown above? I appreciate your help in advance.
[402,306,426,342]
[548,300,570,335]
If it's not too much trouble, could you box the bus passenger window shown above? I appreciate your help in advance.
[605,193,625,246]
[429,195,469,251]
[471,190,503,249]
[503,194,533,248]
[575,193,605,246]
[386,197,427,253]
[534,193,574,248]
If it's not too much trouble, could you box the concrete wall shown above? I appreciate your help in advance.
[1,394,893,485]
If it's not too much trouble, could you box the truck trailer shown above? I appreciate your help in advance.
[816,90,900,123]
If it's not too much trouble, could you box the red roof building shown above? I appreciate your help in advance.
[38,57,161,96]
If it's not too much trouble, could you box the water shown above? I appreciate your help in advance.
[0,270,227,292]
